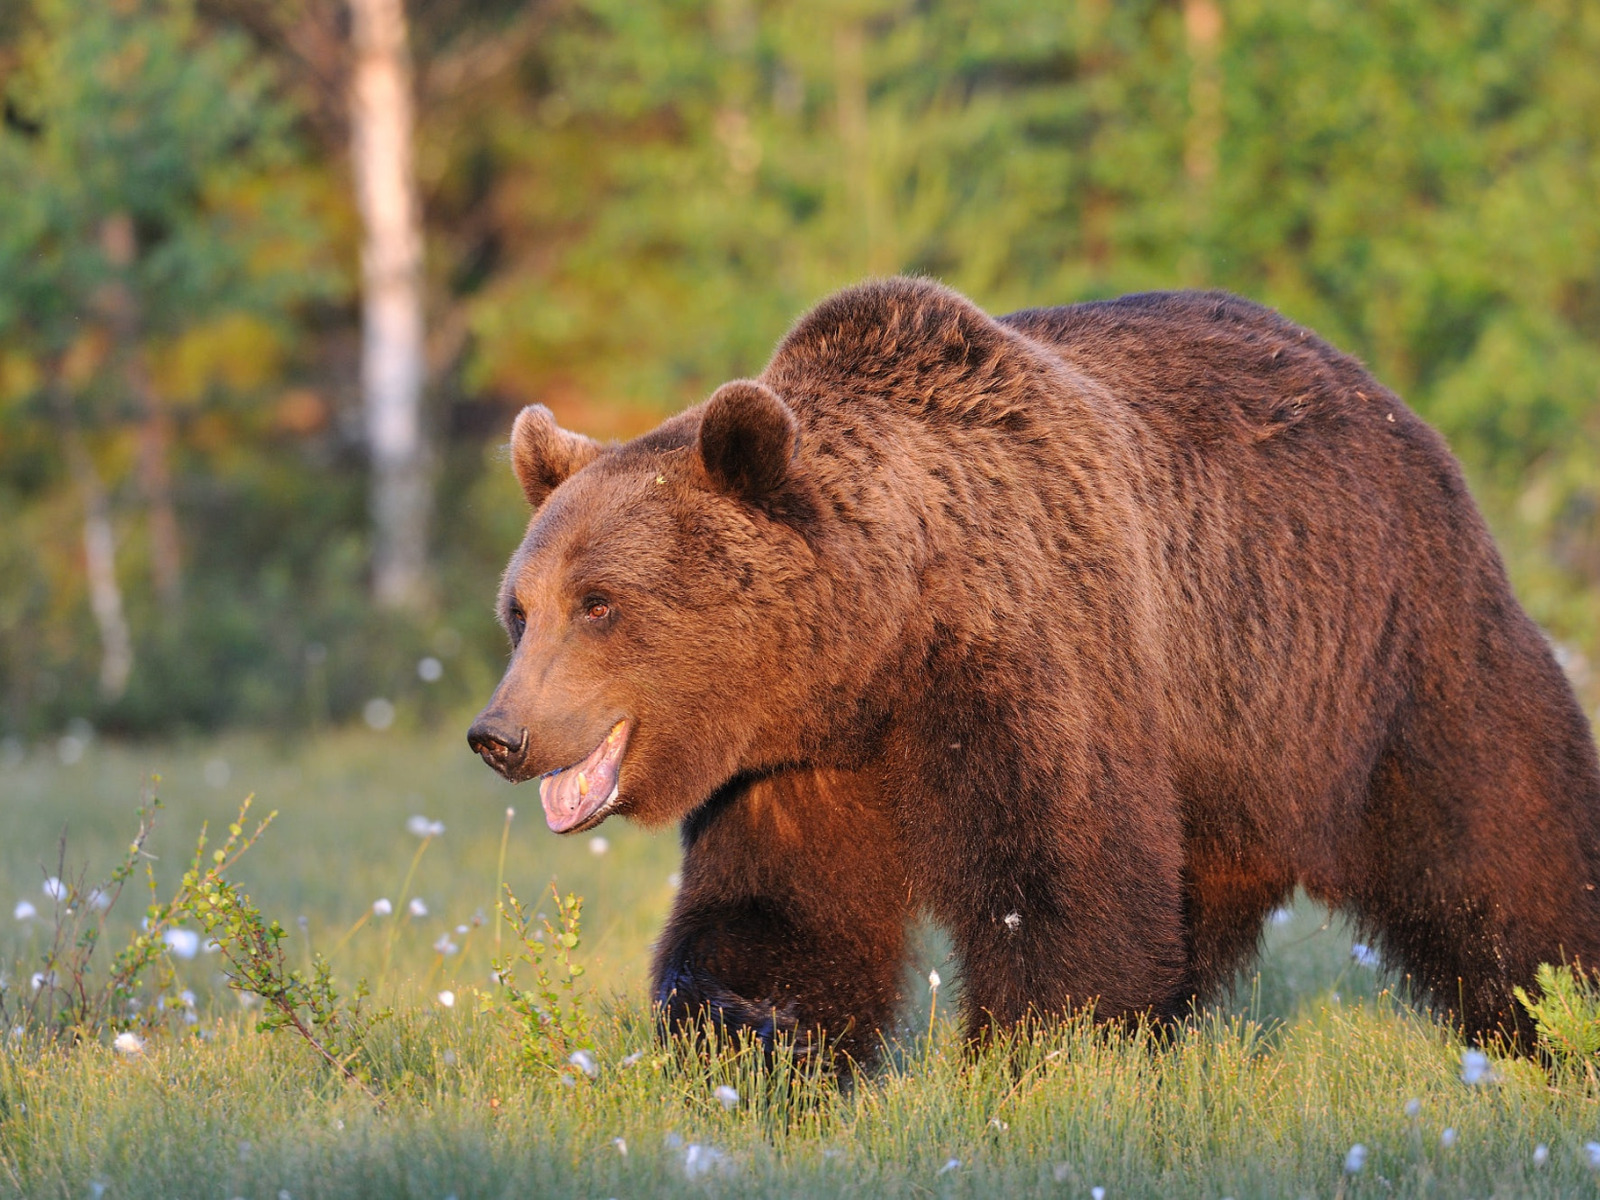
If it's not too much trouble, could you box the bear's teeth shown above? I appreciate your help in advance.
[577,771,589,796]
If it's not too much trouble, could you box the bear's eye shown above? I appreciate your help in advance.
[507,605,527,644]
[582,596,611,623]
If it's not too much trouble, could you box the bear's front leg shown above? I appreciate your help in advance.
[651,766,908,1064]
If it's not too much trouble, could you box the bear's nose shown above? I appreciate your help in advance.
[467,717,528,772]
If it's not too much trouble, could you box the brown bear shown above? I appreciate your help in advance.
[469,277,1600,1057]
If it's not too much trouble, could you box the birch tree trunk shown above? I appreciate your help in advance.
[54,388,132,700]
[349,0,430,610]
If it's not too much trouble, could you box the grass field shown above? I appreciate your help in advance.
[3,718,1600,1198]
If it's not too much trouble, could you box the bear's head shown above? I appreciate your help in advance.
[467,379,824,833]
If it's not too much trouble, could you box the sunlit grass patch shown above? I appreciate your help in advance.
[5,721,1600,1198]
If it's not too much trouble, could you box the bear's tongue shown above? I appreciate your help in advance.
[539,720,630,833]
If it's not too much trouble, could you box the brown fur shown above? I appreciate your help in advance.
[469,277,1600,1055]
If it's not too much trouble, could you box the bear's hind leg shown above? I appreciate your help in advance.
[1348,643,1600,1042]
[652,767,909,1064]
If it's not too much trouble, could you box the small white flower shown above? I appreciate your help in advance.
[432,934,459,955]
[1404,1097,1421,1118]
[417,656,443,682]
[437,990,455,1008]
[30,970,56,991]
[41,877,66,901]
[1003,911,1021,932]
[1344,1144,1367,1173]
[1350,942,1381,968]
[1534,1143,1549,1166]
[928,969,941,990]
[112,1031,144,1056]
[714,1084,740,1110]
[408,897,428,918]
[164,928,200,959]
[612,1136,628,1156]
[1587,1141,1600,1169]
[1441,1127,1457,1148]
[569,1049,598,1078]
[936,1158,961,1176]
[372,898,393,916]
[179,989,197,1009]
[1091,1189,1106,1200]
[87,888,110,911]
[14,900,36,921]
[405,815,445,838]
[589,836,610,856]
[1460,1048,1494,1086]
[622,1051,644,1067]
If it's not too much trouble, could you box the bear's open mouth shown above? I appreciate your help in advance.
[539,719,631,833]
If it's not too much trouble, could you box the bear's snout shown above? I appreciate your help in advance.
[467,714,529,779]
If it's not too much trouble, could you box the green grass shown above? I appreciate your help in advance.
[3,720,1599,1198]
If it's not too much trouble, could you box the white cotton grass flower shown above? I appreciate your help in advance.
[408,897,428,918]
[432,933,459,956]
[589,835,609,856]
[1091,1189,1106,1200]
[1460,1047,1495,1086]
[713,1084,739,1110]
[683,1143,729,1180]
[30,971,56,991]
[405,815,445,838]
[1587,1141,1600,1169]
[1441,1127,1457,1148]
[112,1031,144,1056]
[612,1136,627,1156]
[372,898,393,917]
[417,656,443,682]
[41,877,66,901]
[1404,1097,1421,1118]
[437,990,455,1008]
[14,900,36,921]
[1534,1143,1550,1166]
[569,1049,597,1078]
[163,928,200,959]
[1350,942,1380,968]
[928,969,941,991]
[936,1159,961,1176]
[87,887,110,911]
[622,1051,644,1067]
[363,697,396,731]
[1343,1144,1367,1173]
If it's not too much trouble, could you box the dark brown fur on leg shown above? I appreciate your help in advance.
[652,767,909,1064]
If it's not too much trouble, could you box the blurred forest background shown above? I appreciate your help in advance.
[1,0,1597,741]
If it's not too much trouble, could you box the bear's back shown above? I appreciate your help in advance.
[1002,291,1391,451]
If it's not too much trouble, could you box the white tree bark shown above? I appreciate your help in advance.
[349,0,430,609]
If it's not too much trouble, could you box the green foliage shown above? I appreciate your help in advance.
[1515,962,1600,1082]
[491,884,595,1079]
[1,0,1598,738]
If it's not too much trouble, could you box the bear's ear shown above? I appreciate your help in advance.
[697,380,799,499]
[509,405,603,509]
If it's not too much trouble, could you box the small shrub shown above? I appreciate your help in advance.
[1515,962,1600,1085]
[492,884,594,1079]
